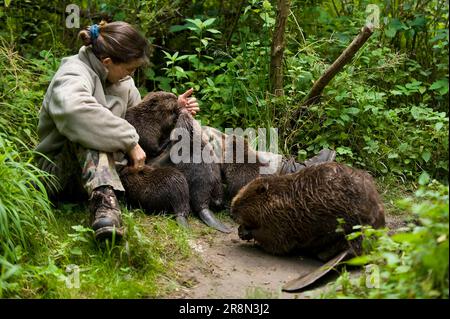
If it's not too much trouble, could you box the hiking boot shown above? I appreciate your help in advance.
[303,148,336,167]
[279,157,306,174]
[279,148,336,175]
[89,185,124,241]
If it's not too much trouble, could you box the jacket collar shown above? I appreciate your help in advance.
[78,45,109,84]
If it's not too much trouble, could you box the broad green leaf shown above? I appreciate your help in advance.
[336,146,353,155]
[383,252,400,265]
[207,29,221,34]
[70,247,83,256]
[411,106,422,119]
[340,114,350,122]
[418,171,430,185]
[206,77,215,87]
[429,78,449,95]
[346,255,372,266]
[435,122,444,131]
[421,150,431,162]
[410,16,427,28]
[389,18,408,31]
[346,231,362,240]
[174,66,185,73]
[395,265,411,274]
[385,27,397,38]
[388,153,399,159]
[262,0,272,10]
[346,107,360,115]
[203,18,216,27]
[390,89,403,95]
[162,50,172,59]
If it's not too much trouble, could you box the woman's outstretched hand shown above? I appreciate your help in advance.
[178,88,200,116]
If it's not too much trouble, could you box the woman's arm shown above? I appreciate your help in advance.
[47,71,139,154]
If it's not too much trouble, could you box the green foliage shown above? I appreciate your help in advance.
[0,39,59,147]
[1,207,192,298]
[322,180,449,299]
[282,41,448,180]
[0,134,56,297]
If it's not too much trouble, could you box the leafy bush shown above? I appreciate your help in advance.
[282,41,448,180]
[322,180,449,299]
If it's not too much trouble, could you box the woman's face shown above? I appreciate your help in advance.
[102,58,144,83]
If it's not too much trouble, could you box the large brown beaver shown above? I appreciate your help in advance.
[231,162,385,259]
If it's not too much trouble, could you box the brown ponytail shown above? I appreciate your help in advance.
[78,21,150,64]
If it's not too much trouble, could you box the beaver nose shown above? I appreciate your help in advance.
[238,225,254,240]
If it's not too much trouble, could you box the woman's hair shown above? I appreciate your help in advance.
[79,21,150,64]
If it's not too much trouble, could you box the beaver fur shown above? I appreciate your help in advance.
[170,110,229,232]
[219,134,270,200]
[125,91,179,158]
[123,92,229,232]
[230,162,385,259]
[119,165,190,226]
[125,92,275,201]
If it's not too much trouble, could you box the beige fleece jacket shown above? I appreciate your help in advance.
[35,46,141,156]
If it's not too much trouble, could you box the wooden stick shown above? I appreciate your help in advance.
[302,23,375,107]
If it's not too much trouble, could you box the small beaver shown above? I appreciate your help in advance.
[231,162,385,258]
[220,134,270,200]
[119,165,190,227]
[171,110,230,233]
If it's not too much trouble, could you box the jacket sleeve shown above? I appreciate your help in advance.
[47,70,139,153]
[128,82,142,109]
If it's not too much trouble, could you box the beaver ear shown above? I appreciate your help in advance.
[256,182,269,194]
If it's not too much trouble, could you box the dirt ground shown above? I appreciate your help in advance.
[166,213,407,299]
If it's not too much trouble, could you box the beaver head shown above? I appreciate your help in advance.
[125,91,180,157]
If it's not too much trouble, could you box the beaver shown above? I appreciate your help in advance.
[124,92,230,233]
[219,134,270,200]
[125,91,179,159]
[230,162,385,258]
[170,110,230,233]
[119,165,190,227]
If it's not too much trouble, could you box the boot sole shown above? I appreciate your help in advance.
[95,226,125,241]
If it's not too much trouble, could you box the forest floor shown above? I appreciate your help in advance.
[164,211,408,299]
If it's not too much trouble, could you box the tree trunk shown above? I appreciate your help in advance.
[270,0,290,96]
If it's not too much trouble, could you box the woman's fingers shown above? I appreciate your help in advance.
[180,88,194,99]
